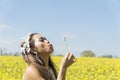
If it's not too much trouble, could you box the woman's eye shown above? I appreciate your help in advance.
[39,37,47,42]
[43,37,47,40]
[39,39,44,42]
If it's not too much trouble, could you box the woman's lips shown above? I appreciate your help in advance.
[48,44,53,48]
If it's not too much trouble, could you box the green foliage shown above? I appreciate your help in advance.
[100,55,113,58]
[81,50,96,57]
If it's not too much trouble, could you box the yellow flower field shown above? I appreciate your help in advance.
[0,56,120,80]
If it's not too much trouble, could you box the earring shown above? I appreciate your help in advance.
[33,51,37,54]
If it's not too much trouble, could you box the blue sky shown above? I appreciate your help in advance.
[0,0,120,57]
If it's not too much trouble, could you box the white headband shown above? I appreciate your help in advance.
[21,33,32,55]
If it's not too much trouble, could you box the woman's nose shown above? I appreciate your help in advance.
[45,40,50,43]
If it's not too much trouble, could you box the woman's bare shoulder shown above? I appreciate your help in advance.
[25,65,37,73]
[23,65,44,80]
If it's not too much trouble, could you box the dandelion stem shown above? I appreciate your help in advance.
[64,37,69,52]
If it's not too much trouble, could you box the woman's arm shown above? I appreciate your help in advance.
[57,52,76,80]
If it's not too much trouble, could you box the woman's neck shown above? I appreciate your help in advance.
[38,53,50,68]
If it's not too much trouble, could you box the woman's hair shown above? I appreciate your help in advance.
[21,33,57,80]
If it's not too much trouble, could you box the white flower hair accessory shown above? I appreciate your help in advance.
[21,33,32,55]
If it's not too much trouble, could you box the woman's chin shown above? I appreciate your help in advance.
[49,50,54,54]
[46,49,54,54]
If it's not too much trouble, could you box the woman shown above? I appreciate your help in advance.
[21,33,76,80]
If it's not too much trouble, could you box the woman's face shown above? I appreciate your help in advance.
[32,34,54,54]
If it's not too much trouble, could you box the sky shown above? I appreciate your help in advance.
[0,0,120,57]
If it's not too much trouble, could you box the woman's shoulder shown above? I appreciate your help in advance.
[25,65,36,72]
[23,65,44,80]
[23,65,37,74]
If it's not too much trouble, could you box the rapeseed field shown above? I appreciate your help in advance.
[0,56,120,80]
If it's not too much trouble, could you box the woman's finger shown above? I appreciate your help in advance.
[68,53,76,63]
[73,58,77,62]
[65,52,70,58]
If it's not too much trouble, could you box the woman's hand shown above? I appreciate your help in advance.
[60,52,76,69]
[57,52,76,80]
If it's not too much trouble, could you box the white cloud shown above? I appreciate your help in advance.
[0,39,20,53]
[0,24,9,30]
